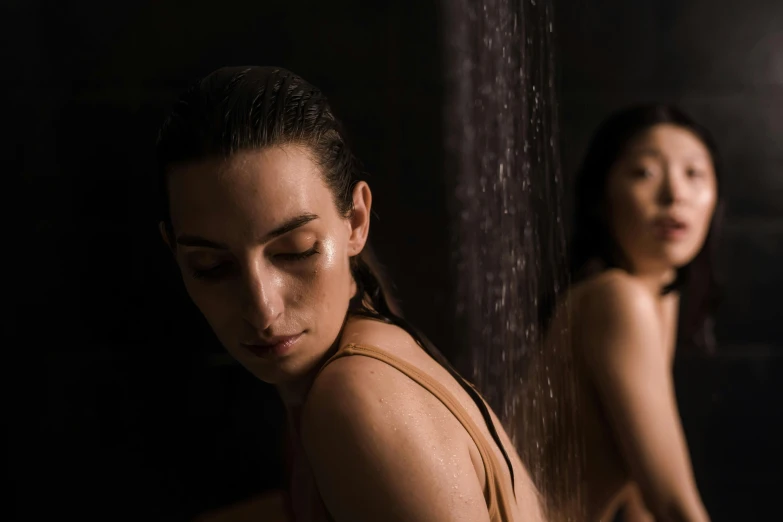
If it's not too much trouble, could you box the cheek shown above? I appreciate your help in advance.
[310,240,352,321]
[178,270,237,329]
[295,239,350,306]
[607,185,653,238]
[692,184,718,231]
[676,188,716,261]
[183,280,226,320]
[321,240,351,299]
[320,237,342,271]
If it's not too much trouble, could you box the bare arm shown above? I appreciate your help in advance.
[578,276,709,522]
[301,355,490,522]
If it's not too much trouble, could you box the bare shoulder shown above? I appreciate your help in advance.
[299,318,489,521]
[570,270,663,363]
[572,269,658,326]
[302,344,413,426]
[301,317,452,453]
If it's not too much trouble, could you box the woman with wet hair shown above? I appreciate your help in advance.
[157,66,546,522]
[555,104,720,522]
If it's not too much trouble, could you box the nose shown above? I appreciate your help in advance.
[658,168,686,206]
[241,262,283,332]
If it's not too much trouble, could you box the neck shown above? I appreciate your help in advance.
[627,264,677,296]
[276,335,344,433]
[277,373,317,411]
[277,367,321,439]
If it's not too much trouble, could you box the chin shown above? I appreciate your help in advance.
[662,245,702,269]
[235,349,322,386]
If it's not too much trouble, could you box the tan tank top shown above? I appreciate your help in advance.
[313,342,516,522]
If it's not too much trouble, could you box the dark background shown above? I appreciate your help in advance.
[7,0,781,520]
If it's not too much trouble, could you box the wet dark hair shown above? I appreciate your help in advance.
[156,66,516,485]
[570,103,722,351]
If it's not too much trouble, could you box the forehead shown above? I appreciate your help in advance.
[624,124,712,162]
[167,145,333,236]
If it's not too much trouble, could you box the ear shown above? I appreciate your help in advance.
[159,221,176,256]
[346,182,372,257]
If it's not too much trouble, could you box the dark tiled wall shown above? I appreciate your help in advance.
[554,0,783,519]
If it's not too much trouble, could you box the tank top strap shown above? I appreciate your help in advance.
[317,342,515,521]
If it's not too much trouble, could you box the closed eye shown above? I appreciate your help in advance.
[275,244,320,261]
[192,263,232,280]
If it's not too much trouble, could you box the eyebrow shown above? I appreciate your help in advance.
[176,213,320,249]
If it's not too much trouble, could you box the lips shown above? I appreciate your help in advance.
[241,333,303,358]
[652,216,689,240]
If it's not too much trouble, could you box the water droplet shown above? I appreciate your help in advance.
[445,2,580,512]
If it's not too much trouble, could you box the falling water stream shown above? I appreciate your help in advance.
[441,0,583,519]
